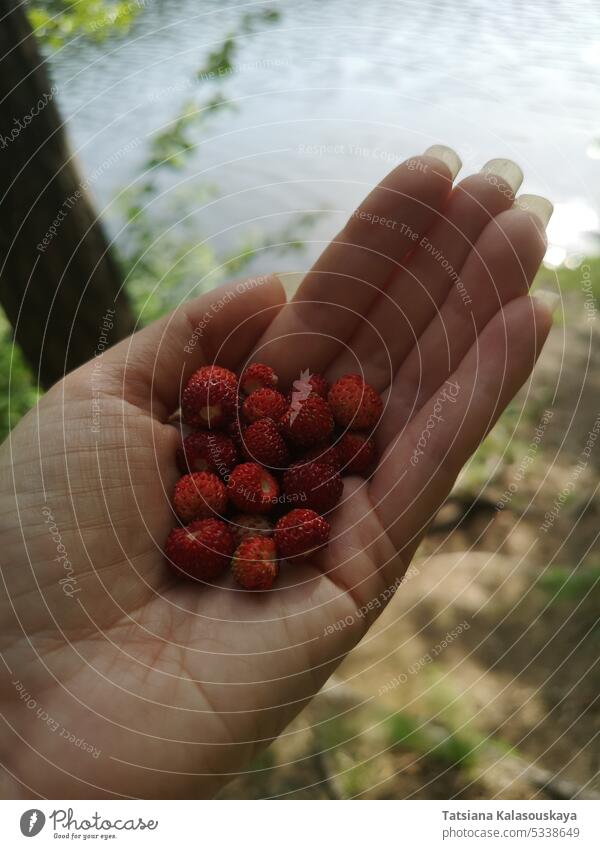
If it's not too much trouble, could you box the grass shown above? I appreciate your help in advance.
[540,564,600,601]
[385,710,478,770]
[316,715,359,750]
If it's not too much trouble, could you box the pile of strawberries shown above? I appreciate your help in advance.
[165,363,383,590]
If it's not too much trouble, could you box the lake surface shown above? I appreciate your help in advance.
[48,0,600,276]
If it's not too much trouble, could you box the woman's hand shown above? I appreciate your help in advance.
[0,147,553,798]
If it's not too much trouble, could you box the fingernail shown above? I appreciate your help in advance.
[532,289,560,317]
[515,194,554,228]
[423,144,462,180]
[481,158,524,193]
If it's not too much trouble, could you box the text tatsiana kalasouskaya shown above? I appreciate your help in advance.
[442,811,577,822]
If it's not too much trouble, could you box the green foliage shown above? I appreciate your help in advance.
[142,98,235,174]
[540,564,600,601]
[385,710,423,748]
[316,715,358,750]
[535,256,600,299]
[385,710,478,769]
[0,4,290,439]
[456,393,550,495]
[0,311,40,442]
[198,37,237,81]
[196,8,280,80]
[134,6,282,181]
[247,747,275,773]
[117,6,312,323]
[28,0,144,48]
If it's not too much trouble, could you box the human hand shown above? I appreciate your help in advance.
[0,147,553,798]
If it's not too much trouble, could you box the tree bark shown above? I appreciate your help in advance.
[0,1,134,387]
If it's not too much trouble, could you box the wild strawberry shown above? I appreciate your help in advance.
[275,509,330,559]
[173,472,227,522]
[307,373,329,398]
[167,363,381,586]
[227,462,280,513]
[181,365,237,429]
[282,459,343,514]
[287,373,329,401]
[176,431,238,476]
[300,442,342,471]
[242,387,288,423]
[240,363,278,395]
[230,513,274,546]
[242,418,289,468]
[337,432,376,475]
[165,518,235,581]
[211,365,237,383]
[328,374,383,430]
[231,536,278,590]
[279,394,334,448]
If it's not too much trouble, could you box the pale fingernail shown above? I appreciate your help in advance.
[423,144,462,180]
[481,158,524,193]
[532,289,560,317]
[515,194,554,228]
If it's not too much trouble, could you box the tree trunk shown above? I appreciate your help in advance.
[0,1,134,387]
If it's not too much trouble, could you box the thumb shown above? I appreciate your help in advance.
[84,274,286,419]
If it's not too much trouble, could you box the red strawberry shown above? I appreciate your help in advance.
[231,513,274,546]
[300,442,342,471]
[165,518,235,580]
[242,418,289,468]
[337,432,376,475]
[275,509,330,559]
[173,472,227,522]
[242,387,288,423]
[176,431,238,476]
[211,365,237,382]
[279,394,334,448]
[282,459,343,514]
[231,536,278,590]
[227,462,280,513]
[181,365,237,429]
[328,374,383,430]
[240,363,278,395]
[307,373,329,398]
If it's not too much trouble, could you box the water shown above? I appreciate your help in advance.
[47,0,600,274]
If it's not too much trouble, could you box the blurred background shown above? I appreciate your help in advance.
[1,0,599,798]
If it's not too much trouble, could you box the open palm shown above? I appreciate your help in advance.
[0,148,553,799]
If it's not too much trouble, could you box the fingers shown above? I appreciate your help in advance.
[254,149,458,384]
[91,275,286,419]
[328,159,525,387]
[370,295,553,571]
[378,199,551,444]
